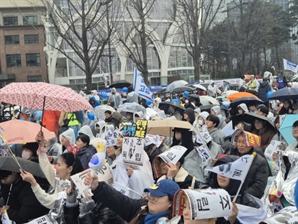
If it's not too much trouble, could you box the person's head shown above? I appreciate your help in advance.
[206,115,219,130]
[159,157,184,175]
[292,120,298,140]
[117,134,123,148]
[134,114,140,122]
[183,108,195,124]
[283,99,292,109]
[0,170,21,185]
[194,108,201,118]
[248,104,257,112]
[126,112,133,120]
[256,105,269,117]
[274,116,280,129]
[105,110,112,119]
[235,133,253,155]
[89,98,95,105]
[235,121,245,130]
[237,107,244,115]
[76,133,90,149]
[169,105,175,114]
[111,88,116,94]
[91,90,97,96]
[250,75,255,80]
[216,98,223,105]
[211,81,215,86]
[44,134,57,148]
[144,179,179,215]
[106,145,117,159]
[254,119,265,130]
[193,99,201,107]
[56,153,83,180]
[22,142,38,160]
[60,129,75,147]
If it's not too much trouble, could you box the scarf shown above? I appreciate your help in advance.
[144,211,168,224]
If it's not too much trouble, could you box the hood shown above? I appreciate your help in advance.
[198,111,209,123]
[59,128,75,145]
[183,108,195,124]
[211,105,221,116]
[111,111,123,121]
[79,125,95,140]
[237,103,249,113]
[133,111,144,123]
[47,132,57,146]
[260,81,270,88]
[154,97,161,107]
[127,91,138,103]
[194,108,201,114]
[210,155,249,196]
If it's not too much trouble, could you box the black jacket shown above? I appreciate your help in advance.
[1,179,49,224]
[230,147,269,198]
[258,80,271,103]
[76,145,97,170]
[92,182,162,224]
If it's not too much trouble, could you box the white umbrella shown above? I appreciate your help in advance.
[199,96,219,106]
[166,80,188,92]
[192,84,207,91]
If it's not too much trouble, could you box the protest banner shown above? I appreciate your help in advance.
[264,140,283,159]
[105,125,116,146]
[122,137,145,166]
[232,129,261,147]
[196,145,212,163]
[135,119,148,138]
[193,126,212,144]
[71,163,113,197]
[158,145,187,164]
[145,134,163,148]
[172,189,232,220]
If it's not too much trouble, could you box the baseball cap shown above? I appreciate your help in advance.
[144,179,180,197]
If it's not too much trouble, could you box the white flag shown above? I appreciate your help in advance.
[283,58,298,73]
[208,153,256,181]
[133,68,153,102]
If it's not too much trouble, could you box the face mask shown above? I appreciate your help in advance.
[22,151,32,160]
[112,92,115,95]
[198,120,204,126]
[175,132,182,141]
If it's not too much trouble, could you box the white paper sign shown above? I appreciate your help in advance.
[1,212,14,224]
[196,146,212,163]
[208,154,254,181]
[261,206,298,224]
[193,126,212,144]
[71,163,114,197]
[174,189,232,220]
[105,125,116,146]
[158,145,187,164]
[145,134,163,147]
[26,215,52,224]
[122,137,145,166]
[264,140,283,159]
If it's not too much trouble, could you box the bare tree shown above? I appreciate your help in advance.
[41,0,119,90]
[172,0,225,81]
[117,0,159,85]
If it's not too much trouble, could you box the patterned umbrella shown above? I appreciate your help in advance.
[0,82,92,112]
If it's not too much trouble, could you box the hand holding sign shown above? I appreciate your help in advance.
[166,162,179,179]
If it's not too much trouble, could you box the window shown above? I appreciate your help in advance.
[3,17,18,26]
[24,34,39,44]
[23,16,37,25]
[26,54,40,67]
[27,75,42,82]
[6,54,21,68]
[5,35,19,45]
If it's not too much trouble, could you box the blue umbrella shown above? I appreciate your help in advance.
[279,114,298,145]
[269,87,298,101]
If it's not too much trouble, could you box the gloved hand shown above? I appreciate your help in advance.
[79,197,95,215]
[66,182,77,204]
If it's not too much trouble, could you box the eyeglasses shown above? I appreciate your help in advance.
[145,192,160,202]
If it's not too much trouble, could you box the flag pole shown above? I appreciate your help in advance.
[233,152,257,202]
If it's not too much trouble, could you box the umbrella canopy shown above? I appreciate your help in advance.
[223,90,238,96]
[199,96,219,106]
[192,84,207,91]
[166,80,188,92]
[159,101,185,115]
[109,80,132,88]
[0,82,92,112]
[94,105,116,121]
[279,114,298,145]
[230,97,263,109]
[0,119,55,144]
[231,113,276,131]
[0,156,45,178]
[227,92,258,102]
[269,87,298,101]
[171,86,195,94]
[147,120,192,137]
[117,102,146,115]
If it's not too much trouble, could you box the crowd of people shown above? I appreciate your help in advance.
[0,72,297,224]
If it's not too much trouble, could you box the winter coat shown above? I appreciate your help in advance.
[211,105,226,129]
[90,96,100,108]
[63,200,124,224]
[172,110,182,120]
[258,80,272,103]
[92,181,169,224]
[42,110,61,137]
[209,128,225,145]
[76,145,97,170]
[157,167,199,189]
[230,147,269,198]
[251,126,276,151]
[111,112,129,128]
[1,179,49,224]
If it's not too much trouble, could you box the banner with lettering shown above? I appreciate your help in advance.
[172,189,232,220]
[122,137,145,166]
[158,145,187,164]
[231,129,261,147]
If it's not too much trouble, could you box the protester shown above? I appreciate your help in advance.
[211,105,226,129]
[230,130,269,198]
[285,120,298,152]
[108,88,123,108]
[258,78,272,104]
[171,128,194,157]
[237,103,248,115]
[75,133,97,169]
[248,102,257,113]
[106,145,117,165]
[84,174,179,223]
[89,96,100,108]
[247,75,259,95]
[42,110,61,137]
[208,81,221,98]
[91,90,100,101]
[169,105,183,120]
[21,142,39,163]
[95,120,106,138]
[45,134,62,164]
[183,108,195,124]
[59,112,81,139]
[153,97,161,112]
[279,99,293,115]
[206,115,225,145]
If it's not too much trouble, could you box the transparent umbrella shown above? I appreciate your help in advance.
[117,102,146,115]
[166,80,188,92]
[94,105,115,121]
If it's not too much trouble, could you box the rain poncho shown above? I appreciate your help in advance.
[46,135,62,164]
[211,105,226,129]
[95,120,106,139]
[59,128,75,146]
[127,91,138,103]
[153,97,161,112]
[133,111,144,123]
[110,151,154,199]
[78,125,103,149]
[238,103,249,113]
[108,93,123,109]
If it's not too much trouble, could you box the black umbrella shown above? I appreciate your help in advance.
[199,105,213,113]
[0,156,45,178]
[269,87,298,101]
[109,80,132,88]
[159,101,185,115]
[231,113,275,131]
[170,86,195,94]
[229,97,263,116]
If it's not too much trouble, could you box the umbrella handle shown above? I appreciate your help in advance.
[40,96,46,133]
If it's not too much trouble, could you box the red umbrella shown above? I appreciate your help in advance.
[0,82,92,112]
